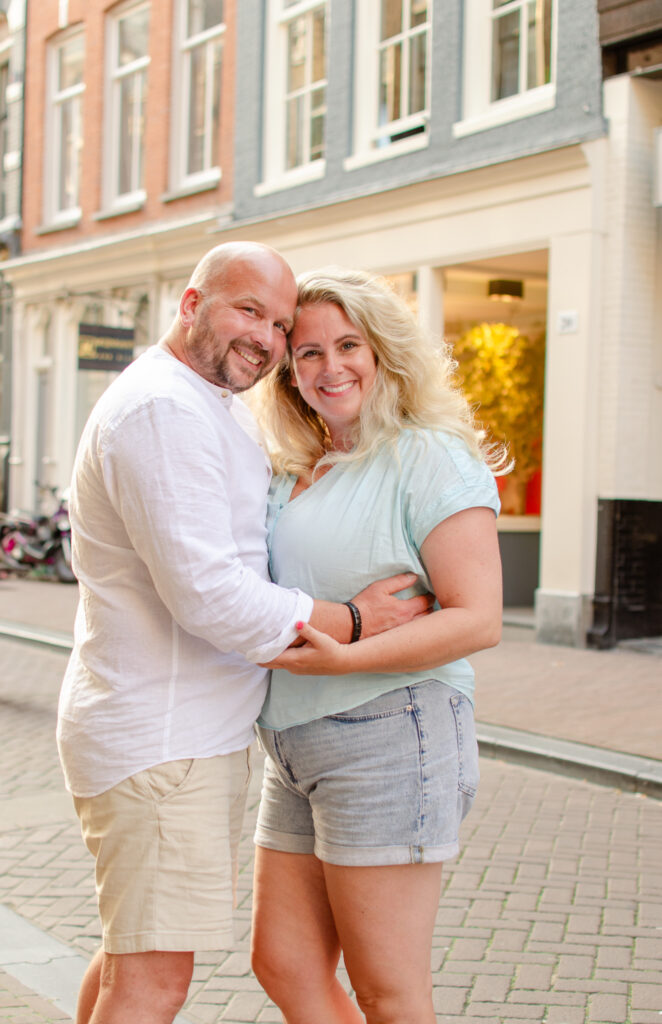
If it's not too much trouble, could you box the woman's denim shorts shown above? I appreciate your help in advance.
[254,679,479,866]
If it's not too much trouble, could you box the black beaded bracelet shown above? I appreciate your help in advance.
[344,600,362,643]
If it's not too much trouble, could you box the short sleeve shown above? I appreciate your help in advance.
[401,431,501,552]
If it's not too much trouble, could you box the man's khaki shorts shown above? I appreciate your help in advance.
[74,750,251,954]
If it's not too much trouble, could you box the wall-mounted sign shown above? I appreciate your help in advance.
[78,323,134,372]
[557,311,579,335]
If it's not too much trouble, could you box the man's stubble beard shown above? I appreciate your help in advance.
[191,315,270,394]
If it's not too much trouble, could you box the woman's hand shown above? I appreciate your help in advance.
[261,621,353,675]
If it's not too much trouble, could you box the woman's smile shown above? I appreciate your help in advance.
[319,380,356,395]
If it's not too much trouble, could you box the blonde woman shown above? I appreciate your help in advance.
[251,267,505,1024]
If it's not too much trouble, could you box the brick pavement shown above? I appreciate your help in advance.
[1,635,661,1022]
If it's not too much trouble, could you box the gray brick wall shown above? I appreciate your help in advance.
[233,0,607,224]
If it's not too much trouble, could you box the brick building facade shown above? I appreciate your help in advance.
[1,0,661,646]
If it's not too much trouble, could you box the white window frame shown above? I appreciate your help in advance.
[170,0,224,194]
[345,0,431,172]
[256,0,327,196]
[454,0,557,138]
[44,29,84,227]
[0,57,9,222]
[103,0,150,211]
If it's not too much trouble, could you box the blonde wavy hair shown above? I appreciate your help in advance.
[259,266,507,478]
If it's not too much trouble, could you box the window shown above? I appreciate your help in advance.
[257,0,327,194]
[376,0,429,145]
[491,0,552,102]
[0,62,8,220]
[45,32,84,223]
[283,1,326,170]
[172,0,224,189]
[454,0,555,137]
[346,0,430,169]
[106,2,150,207]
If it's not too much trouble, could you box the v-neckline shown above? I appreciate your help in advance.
[284,462,339,505]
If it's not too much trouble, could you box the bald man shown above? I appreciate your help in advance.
[58,243,425,1024]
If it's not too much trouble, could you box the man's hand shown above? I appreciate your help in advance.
[352,572,434,639]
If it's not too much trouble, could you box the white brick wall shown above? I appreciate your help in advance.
[599,75,662,500]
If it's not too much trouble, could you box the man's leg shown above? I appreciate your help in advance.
[74,752,250,1021]
[77,949,193,1024]
[76,947,102,1024]
[88,950,193,1024]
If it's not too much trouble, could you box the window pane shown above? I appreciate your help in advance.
[0,64,7,219]
[408,31,426,113]
[59,35,84,90]
[210,38,222,168]
[0,62,7,119]
[287,17,306,92]
[187,0,223,36]
[491,10,520,100]
[186,37,222,174]
[312,7,326,83]
[527,0,551,89]
[118,78,132,193]
[58,102,71,208]
[118,72,145,192]
[410,0,428,29]
[118,7,149,65]
[310,86,325,161]
[381,0,403,42]
[378,42,402,124]
[284,5,326,168]
[58,97,81,209]
[187,44,205,174]
[286,94,303,169]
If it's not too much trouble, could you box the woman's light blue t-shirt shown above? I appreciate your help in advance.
[258,429,500,731]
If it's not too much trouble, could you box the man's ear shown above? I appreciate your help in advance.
[180,287,201,327]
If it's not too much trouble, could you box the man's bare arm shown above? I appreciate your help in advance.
[306,572,434,644]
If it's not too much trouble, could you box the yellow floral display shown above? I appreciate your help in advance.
[453,322,545,501]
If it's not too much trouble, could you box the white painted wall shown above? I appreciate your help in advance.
[599,75,662,501]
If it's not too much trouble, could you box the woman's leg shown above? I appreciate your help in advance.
[251,847,363,1024]
[323,860,443,1024]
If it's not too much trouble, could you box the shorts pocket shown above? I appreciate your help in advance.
[133,758,196,802]
[325,687,413,722]
[450,695,479,798]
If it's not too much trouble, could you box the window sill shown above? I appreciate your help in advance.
[0,213,21,234]
[453,84,556,138]
[497,515,541,533]
[93,193,146,221]
[344,131,429,172]
[161,169,222,203]
[35,211,82,235]
[254,160,326,197]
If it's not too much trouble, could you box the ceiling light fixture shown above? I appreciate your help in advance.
[488,279,524,302]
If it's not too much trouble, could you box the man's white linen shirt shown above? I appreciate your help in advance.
[57,346,313,798]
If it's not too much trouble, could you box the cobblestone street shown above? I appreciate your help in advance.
[0,634,661,1023]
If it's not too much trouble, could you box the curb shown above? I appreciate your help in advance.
[477,722,662,799]
[1,620,660,800]
[0,620,73,651]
